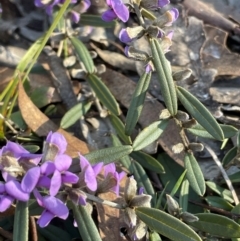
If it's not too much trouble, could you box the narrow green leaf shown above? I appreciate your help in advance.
[85,145,132,164]
[206,181,234,203]
[87,74,120,116]
[141,8,156,21]
[179,178,189,212]
[132,120,169,151]
[70,36,95,73]
[184,153,206,196]
[131,151,165,174]
[170,169,187,196]
[205,196,234,211]
[71,201,102,241]
[186,123,238,139]
[80,14,116,28]
[222,146,238,167]
[155,183,169,209]
[177,86,224,141]
[125,71,152,135]
[190,213,240,238]
[111,134,131,169]
[136,207,201,241]
[13,201,28,241]
[150,38,178,116]
[130,161,155,196]
[60,101,92,129]
[109,114,132,144]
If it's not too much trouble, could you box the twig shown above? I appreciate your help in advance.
[29,216,38,241]
[203,143,239,205]
[0,113,18,134]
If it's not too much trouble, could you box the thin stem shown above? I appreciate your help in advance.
[204,143,239,205]
[85,193,125,209]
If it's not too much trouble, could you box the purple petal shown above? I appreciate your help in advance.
[158,0,170,8]
[145,63,153,73]
[84,166,97,191]
[37,176,51,189]
[167,30,174,40]
[41,161,56,175]
[104,163,116,176]
[61,171,79,184]
[21,167,40,193]
[3,141,28,157]
[124,46,130,57]
[119,29,132,43]
[101,9,117,22]
[118,171,125,181]
[33,189,43,206]
[20,153,42,165]
[46,132,67,155]
[0,183,6,193]
[92,162,104,176]
[138,187,144,195]
[38,210,55,227]
[50,171,62,196]
[106,0,111,6]
[34,0,44,7]
[54,154,72,172]
[0,195,14,212]
[71,11,80,23]
[80,0,91,13]
[78,194,87,205]
[79,155,91,170]
[111,0,129,22]
[42,196,69,218]
[5,180,29,201]
[169,8,179,22]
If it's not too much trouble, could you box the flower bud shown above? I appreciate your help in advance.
[124,177,137,202]
[188,143,204,152]
[166,194,180,216]
[124,46,149,61]
[182,119,197,129]
[175,111,189,122]
[159,109,171,120]
[147,25,163,38]
[172,143,184,154]
[119,26,145,44]
[181,211,199,223]
[173,69,192,82]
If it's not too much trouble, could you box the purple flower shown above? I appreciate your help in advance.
[165,8,179,26]
[0,180,29,212]
[104,163,125,196]
[102,0,129,23]
[35,0,60,15]
[49,154,79,196]
[158,0,170,8]
[78,155,97,191]
[34,190,69,227]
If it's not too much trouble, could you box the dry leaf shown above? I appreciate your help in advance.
[18,81,89,157]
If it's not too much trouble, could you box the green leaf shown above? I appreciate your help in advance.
[109,114,132,144]
[184,153,206,196]
[179,178,189,212]
[60,101,92,129]
[111,134,131,169]
[13,201,29,241]
[149,231,162,241]
[206,181,234,203]
[130,161,155,196]
[80,14,116,28]
[222,146,238,167]
[225,171,240,184]
[205,196,234,211]
[149,38,178,116]
[71,202,102,241]
[186,123,238,139]
[190,213,240,238]
[131,151,165,174]
[136,207,201,241]
[125,71,152,135]
[70,36,95,74]
[85,145,133,164]
[23,145,40,153]
[87,74,120,116]
[132,120,169,151]
[177,86,224,141]
[170,169,187,196]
